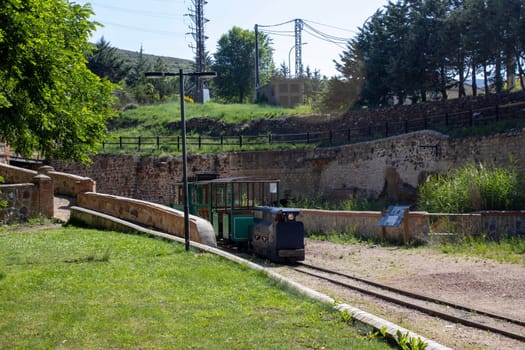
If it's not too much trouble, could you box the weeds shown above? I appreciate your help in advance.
[417,163,525,213]
[289,195,386,211]
[439,235,525,265]
[395,330,428,350]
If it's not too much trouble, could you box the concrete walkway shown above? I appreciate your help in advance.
[53,195,75,222]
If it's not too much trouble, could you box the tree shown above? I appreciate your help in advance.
[212,27,273,103]
[87,36,128,83]
[0,0,115,163]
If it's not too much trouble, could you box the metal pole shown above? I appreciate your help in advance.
[145,70,215,252]
[180,69,190,251]
[288,45,294,78]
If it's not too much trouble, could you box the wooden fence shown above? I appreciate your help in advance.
[102,100,525,152]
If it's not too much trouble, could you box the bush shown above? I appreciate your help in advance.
[417,163,525,213]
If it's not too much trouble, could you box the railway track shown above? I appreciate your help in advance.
[293,262,525,343]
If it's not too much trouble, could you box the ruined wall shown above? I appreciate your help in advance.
[51,130,525,206]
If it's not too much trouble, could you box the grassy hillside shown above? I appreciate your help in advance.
[109,101,315,136]
[115,47,194,72]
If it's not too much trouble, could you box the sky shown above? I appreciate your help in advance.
[74,0,390,77]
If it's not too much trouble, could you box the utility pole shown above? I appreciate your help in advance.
[187,0,208,103]
[254,24,260,99]
[294,19,304,78]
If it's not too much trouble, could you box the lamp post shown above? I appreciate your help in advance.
[287,43,307,78]
[145,69,217,251]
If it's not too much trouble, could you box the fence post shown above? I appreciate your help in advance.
[138,136,141,151]
[385,122,389,137]
[329,130,333,144]
[119,136,123,149]
[470,108,474,127]
[404,120,408,133]
[198,136,202,149]
[445,113,449,127]
[177,136,180,151]
[157,136,160,150]
[368,125,372,137]
[239,135,243,148]
[220,136,224,148]
[307,132,310,144]
[268,133,272,144]
[347,129,351,142]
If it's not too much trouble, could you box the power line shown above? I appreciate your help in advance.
[88,2,184,20]
[95,20,183,36]
[256,18,354,76]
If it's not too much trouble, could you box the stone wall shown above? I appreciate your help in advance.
[0,175,54,224]
[75,192,216,247]
[299,209,430,244]
[51,130,525,207]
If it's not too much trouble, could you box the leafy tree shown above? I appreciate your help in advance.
[125,46,158,104]
[329,0,525,108]
[0,0,115,163]
[212,27,273,103]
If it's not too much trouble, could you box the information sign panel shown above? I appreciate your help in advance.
[378,205,410,227]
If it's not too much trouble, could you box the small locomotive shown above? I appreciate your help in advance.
[171,175,305,262]
[250,206,305,262]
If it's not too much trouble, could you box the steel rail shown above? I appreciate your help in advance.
[294,262,525,342]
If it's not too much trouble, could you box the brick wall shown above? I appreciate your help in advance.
[51,129,525,207]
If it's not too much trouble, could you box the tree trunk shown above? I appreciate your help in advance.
[471,63,477,96]
[506,54,516,91]
[495,54,503,93]
[515,53,525,90]
[483,64,490,95]
[458,68,466,98]
[440,65,448,100]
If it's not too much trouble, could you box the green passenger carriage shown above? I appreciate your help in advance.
[170,175,305,262]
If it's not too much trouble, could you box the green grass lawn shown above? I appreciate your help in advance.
[0,226,394,350]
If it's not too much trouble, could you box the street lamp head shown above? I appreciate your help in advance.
[187,71,217,78]
[144,71,217,79]
[144,72,177,78]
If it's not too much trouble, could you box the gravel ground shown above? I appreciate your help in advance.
[271,239,525,350]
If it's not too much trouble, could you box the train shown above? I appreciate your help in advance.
[170,175,305,263]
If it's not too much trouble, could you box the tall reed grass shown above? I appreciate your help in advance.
[417,163,525,213]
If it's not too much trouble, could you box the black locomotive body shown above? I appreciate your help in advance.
[250,206,305,263]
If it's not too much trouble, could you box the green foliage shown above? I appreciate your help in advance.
[335,0,525,107]
[86,37,128,83]
[439,235,525,265]
[0,0,116,163]
[316,77,363,112]
[417,163,525,213]
[289,195,385,212]
[109,100,314,134]
[212,27,273,103]
[0,176,6,208]
[0,226,394,349]
[395,330,428,350]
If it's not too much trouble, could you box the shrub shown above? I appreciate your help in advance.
[417,163,525,213]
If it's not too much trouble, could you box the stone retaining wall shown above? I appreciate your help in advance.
[299,209,430,244]
[51,130,525,206]
[297,209,525,244]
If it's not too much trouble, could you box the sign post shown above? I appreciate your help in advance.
[378,205,411,244]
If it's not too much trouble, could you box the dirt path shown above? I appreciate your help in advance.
[272,239,525,350]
